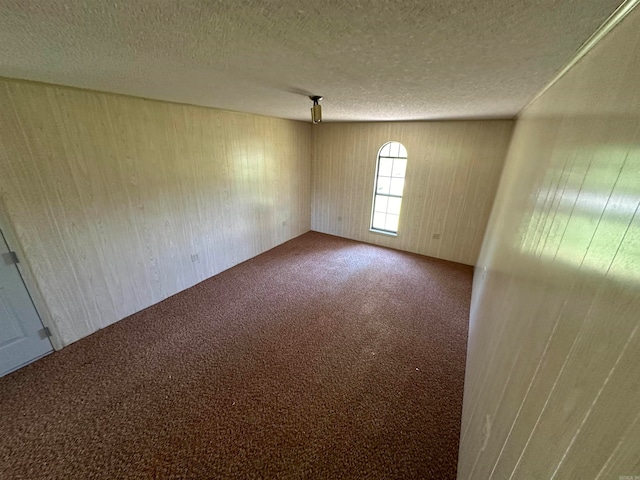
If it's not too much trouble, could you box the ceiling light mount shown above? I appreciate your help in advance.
[309,95,323,124]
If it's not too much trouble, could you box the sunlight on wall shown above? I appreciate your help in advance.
[524,145,640,284]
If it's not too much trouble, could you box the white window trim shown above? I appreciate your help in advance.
[370,141,407,236]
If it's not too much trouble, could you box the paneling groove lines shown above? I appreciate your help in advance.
[311,121,514,266]
[0,80,311,347]
[458,7,640,479]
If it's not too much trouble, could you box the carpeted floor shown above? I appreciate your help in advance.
[0,232,472,479]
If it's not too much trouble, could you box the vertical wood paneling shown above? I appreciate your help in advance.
[458,7,640,479]
[311,121,514,266]
[0,80,311,348]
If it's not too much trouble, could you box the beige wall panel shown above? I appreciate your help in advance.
[458,8,640,480]
[311,121,514,266]
[0,80,311,348]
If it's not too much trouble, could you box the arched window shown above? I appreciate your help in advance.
[370,141,407,235]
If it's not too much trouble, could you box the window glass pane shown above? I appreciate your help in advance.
[385,142,394,157]
[372,212,386,230]
[376,176,391,195]
[398,143,407,158]
[389,178,405,196]
[385,214,399,232]
[378,157,393,177]
[387,196,402,215]
[371,141,407,234]
[374,195,389,212]
[392,158,407,178]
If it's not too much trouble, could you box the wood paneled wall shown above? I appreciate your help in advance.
[458,7,640,480]
[0,80,311,349]
[311,121,514,266]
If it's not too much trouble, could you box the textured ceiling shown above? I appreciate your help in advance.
[0,0,624,122]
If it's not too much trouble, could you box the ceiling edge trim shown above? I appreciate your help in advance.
[518,0,640,117]
[0,75,313,124]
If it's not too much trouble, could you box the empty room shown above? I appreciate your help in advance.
[1,1,639,479]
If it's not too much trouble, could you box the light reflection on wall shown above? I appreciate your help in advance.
[521,145,640,285]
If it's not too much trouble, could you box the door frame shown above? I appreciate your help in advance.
[0,195,60,350]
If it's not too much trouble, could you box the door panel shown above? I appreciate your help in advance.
[0,231,53,377]
[0,288,27,345]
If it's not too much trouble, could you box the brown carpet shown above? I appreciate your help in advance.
[0,232,472,479]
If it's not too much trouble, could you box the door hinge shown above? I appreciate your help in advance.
[2,251,19,265]
[39,327,52,339]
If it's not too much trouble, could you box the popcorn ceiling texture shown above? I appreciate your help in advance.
[0,0,623,121]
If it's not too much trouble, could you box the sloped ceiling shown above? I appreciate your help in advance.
[0,0,624,121]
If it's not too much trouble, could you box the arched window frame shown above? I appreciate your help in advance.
[370,141,407,235]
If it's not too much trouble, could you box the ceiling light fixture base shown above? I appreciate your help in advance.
[309,95,323,124]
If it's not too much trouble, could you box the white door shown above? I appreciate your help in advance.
[0,230,53,377]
